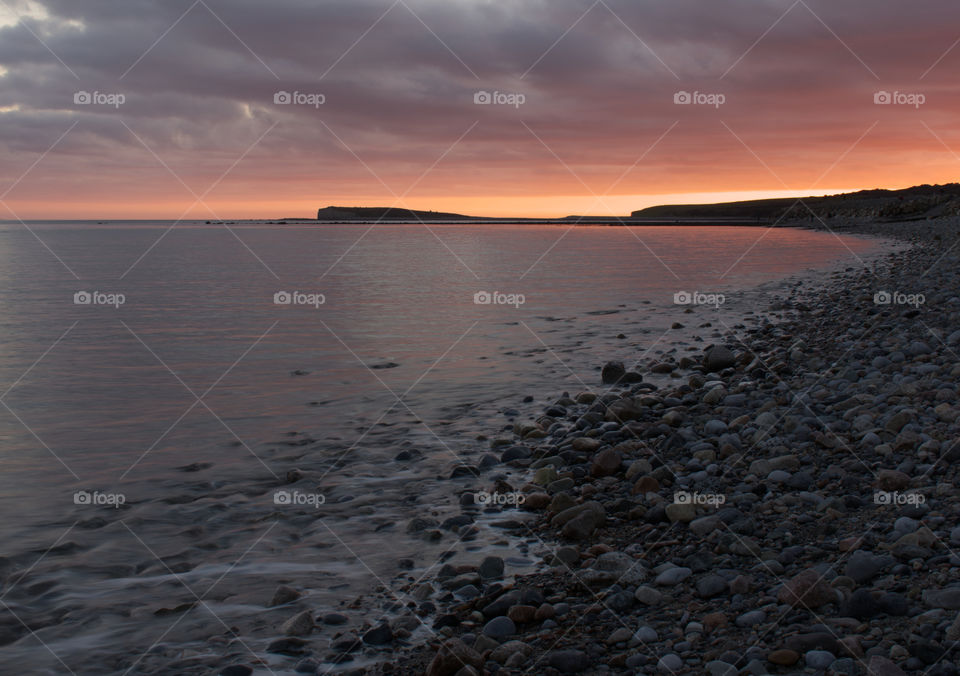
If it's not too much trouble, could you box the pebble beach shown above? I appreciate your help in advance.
[328,218,960,676]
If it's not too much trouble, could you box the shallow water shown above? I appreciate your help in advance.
[0,222,884,673]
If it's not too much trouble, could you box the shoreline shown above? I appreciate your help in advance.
[359,217,960,675]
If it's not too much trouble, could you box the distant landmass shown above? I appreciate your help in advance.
[316,206,475,221]
[303,183,960,225]
[632,183,960,223]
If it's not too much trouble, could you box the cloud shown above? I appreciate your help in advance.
[1,0,959,216]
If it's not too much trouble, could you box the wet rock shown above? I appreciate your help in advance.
[482,616,516,639]
[282,610,314,637]
[426,638,483,676]
[362,623,393,645]
[590,448,622,477]
[322,613,348,625]
[601,361,626,384]
[479,556,504,579]
[704,346,736,372]
[270,585,300,606]
[220,666,254,676]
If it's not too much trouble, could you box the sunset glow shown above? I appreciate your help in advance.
[1,0,959,219]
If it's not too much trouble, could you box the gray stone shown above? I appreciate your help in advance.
[658,654,683,672]
[654,566,692,586]
[704,346,736,373]
[482,616,516,639]
[735,610,765,627]
[479,556,504,579]
[696,574,728,598]
[546,649,591,673]
[923,588,960,609]
[805,650,836,669]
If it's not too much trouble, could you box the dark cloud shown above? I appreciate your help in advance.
[1,0,959,215]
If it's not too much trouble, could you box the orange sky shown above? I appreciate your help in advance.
[1,0,958,219]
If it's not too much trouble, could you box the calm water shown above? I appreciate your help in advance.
[0,223,884,674]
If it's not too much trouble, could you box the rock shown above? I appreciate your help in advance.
[634,625,658,642]
[705,661,737,676]
[704,346,736,372]
[696,574,728,598]
[777,569,838,608]
[590,449,622,477]
[867,656,907,676]
[220,667,254,676]
[946,611,960,641]
[784,633,840,654]
[665,502,697,523]
[533,467,559,485]
[490,640,532,664]
[805,650,835,669]
[606,627,632,644]
[282,610,314,636]
[843,550,887,583]
[655,566,692,586]
[876,469,911,491]
[407,517,439,533]
[546,649,591,673]
[632,475,660,494]
[768,649,799,666]
[601,361,626,384]
[507,605,537,624]
[840,588,881,620]
[658,654,683,672]
[923,588,960,609]
[479,556,504,579]
[736,610,765,627]
[322,613,348,625]
[362,623,393,645]
[704,419,728,435]
[482,616,516,639]
[553,502,605,540]
[634,585,663,605]
[702,612,727,632]
[571,437,601,453]
[270,585,300,606]
[426,638,483,676]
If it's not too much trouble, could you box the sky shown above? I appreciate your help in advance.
[0,0,958,219]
